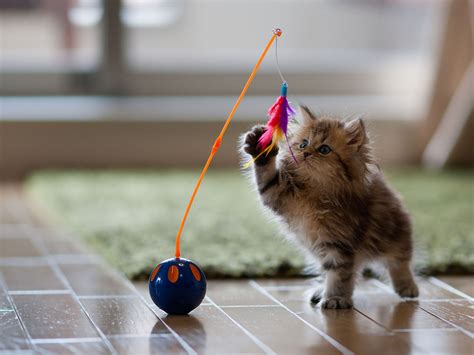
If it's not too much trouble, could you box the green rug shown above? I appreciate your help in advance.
[26,169,474,279]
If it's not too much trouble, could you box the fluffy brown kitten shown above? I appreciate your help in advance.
[242,106,418,309]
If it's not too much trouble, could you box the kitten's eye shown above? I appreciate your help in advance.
[299,139,309,149]
[318,144,332,155]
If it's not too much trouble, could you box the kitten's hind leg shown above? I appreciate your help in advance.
[387,259,419,298]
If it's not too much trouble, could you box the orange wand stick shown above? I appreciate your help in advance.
[174,29,282,258]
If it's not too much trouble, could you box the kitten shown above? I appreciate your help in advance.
[241,106,419,309]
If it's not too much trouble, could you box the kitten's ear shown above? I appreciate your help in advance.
[299,105,316,124]
[345,118,367,148]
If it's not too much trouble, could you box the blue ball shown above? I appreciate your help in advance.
[148,258,207,315]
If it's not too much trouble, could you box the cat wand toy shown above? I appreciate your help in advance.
[148,28,296,315]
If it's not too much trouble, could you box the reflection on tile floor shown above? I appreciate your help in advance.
[1,184,473,354]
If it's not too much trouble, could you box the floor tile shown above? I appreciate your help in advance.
[42,239,87,255]
[360,276,466,300]
[268,287,388,335]
[81,297,168,336]
[0,238,43,258]
[59,263,135,296]
[0,310,31,351]
[353,294,453,330]
[224,306,341,354]
[0,283,11,310]
[257,277,317,288]
[207,280,277,306]
[35,341,110,354]
[109,335,186,354]
[133,281,153,305]
[0,294,10,310]
[438,276,474,298]
[12,294,99,339]
[163,305,264,354]
[420,300,474,334]
[265,286,415,354]
[398,330,474,354]
[412,278,463,300]
[1,265,66,291]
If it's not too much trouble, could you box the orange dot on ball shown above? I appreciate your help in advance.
[149,264,161,283]
[168,265,179,283]
[189,264,201,281]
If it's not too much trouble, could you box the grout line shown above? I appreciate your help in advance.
[206,295,276,355]
[417,304,474,339]
[263,285,312,291]
[77,295,138,299]
[373,275,474,338]
[141,305,198,355]
[392,328,459,333]
[352,308,393,334]
[0,274,36,351]
[220,304,281,308]
[370,276,474,337]
[415,298,467,302]
[107,333,170,340]
[9,290,70,295]
[249,280,354,355]
[53,255,101,264]
[31,337,103,344]
[429,277,474,301]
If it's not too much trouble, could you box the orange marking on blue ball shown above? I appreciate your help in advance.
[168,265,179,283]
[149,264,161,283]
[189,264,201,281]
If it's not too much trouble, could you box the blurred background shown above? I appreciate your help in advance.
[0,0,472,279]
[1,0,471,176]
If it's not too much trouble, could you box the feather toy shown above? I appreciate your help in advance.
[244,82,297,167]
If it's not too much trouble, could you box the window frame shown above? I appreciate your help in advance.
[0,0,446,98]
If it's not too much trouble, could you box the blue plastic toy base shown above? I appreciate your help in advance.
[148,257,207,315]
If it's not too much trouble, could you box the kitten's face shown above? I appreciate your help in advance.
[289,107,369,186]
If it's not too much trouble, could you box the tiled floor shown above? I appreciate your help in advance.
[1,184,473,354]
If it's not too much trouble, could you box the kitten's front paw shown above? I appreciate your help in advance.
[395,283,419,299]
[243,125,278,164]
[321,296,353,309]
[244,125,265,157]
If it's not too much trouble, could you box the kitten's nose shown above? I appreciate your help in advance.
[303,152,311,158]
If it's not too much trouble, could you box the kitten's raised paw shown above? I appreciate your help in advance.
[396,283,419,299]
[244,125,265,157]
[243,125,278,164]
[321,296,353,309]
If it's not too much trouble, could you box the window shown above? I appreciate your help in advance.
[0,0,101,71]
[1,0,445,100]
